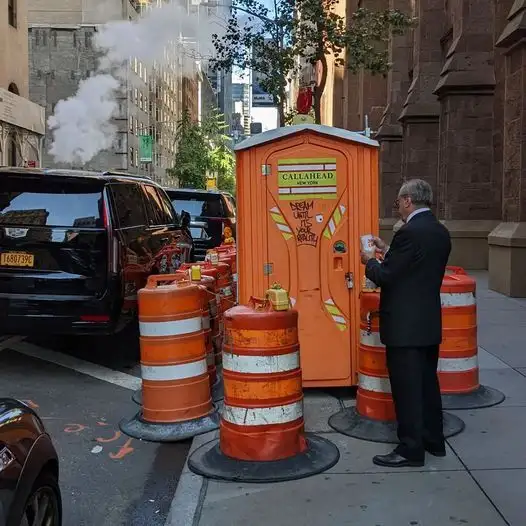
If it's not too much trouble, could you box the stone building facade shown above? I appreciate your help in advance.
[0,0,45,166]
[324,0,526,297]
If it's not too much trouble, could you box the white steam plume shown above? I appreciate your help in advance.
[48,1,221,165]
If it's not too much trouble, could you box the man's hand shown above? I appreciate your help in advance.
[360,249,376,265]
[372,236,387,253]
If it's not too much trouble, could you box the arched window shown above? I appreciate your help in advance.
[8,83,19,95]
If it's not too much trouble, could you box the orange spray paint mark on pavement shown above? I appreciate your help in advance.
[96,431,122,443]
[64,424,88,434]
[109,438,134,460]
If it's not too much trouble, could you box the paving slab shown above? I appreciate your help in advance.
[472,469,526,526]
[477,348,511,370]
[448,406,526,470]
[199,471,506,526]
[323,433,463,474]
[478,367,526,407]
[0,348,190,526]
[517,368,526,378]
[476,331,526,368]
[303,391,342,433]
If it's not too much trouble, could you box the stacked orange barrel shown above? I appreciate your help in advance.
[179,267,217,389]
[212,245,238,301]
[120,274,219,442]
[187,285,340,482]
[439,266,505,409]
[204,252,235,314]
[180,261,227,370]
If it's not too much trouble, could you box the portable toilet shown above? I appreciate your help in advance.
[234,124,380,388]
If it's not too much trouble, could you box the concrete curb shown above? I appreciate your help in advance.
[164,431,218,526]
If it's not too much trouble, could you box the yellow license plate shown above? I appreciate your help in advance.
[0,252,35,267]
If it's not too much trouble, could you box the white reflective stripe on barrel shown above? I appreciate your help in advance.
[438,356,478,372]
[222,351,300,374]
[359,330,384,348]
[139,316,202,337]
[141,359,207,381]
[202,315,211,330]
[441,292,476,307]
[358,373,391,393]
[222,400,303,426]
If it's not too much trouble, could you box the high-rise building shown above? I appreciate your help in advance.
[26,0,201,185]
[0,0,45,166]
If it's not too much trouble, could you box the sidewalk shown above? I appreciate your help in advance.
[167,272,526,526]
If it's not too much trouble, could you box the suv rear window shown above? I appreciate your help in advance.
[170,193,224,218]
[0,175,104,228]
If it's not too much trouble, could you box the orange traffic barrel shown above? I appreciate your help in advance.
[131,270,223,405]
[328,289,465,443]
[211,245,238,301]
[440,266,505,409]
[120,275,219,442]
[203,252,235,313]
[180,261,226,369]
[187,286,340,482]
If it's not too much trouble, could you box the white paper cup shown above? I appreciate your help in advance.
[360,234,375,252]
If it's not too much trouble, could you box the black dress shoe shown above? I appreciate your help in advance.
[372,451,425,468]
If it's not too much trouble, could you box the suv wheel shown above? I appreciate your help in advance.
[20,471,62,526]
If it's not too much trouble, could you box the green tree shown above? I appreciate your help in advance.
[211,0,413,125]
[168,108,235,193]
[168,109,208,188]
[202,108,236,195]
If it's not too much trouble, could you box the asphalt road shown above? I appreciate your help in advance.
[0,329,191,526]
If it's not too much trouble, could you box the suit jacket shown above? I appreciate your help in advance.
[365,211,451,347]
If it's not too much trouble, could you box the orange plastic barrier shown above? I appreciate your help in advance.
[187,286,340,482]
[328,289,465,443]
[439,267,505,409]
[210,245,238,300]
[355,291,395,422]
[120,276,219,443]
[180,262,226,368]
[139,276,211,422]
[221,297,305,461]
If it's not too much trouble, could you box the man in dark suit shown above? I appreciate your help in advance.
[360,179,451,468]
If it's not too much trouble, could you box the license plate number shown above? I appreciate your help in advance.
[0,252,35,267]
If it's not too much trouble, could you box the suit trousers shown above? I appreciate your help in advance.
[385,345,444,461]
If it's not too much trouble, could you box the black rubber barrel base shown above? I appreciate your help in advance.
[441,385,505,410]
[132,377,224,406]
[328,407,465,444]
[187,433,340,483]
[132,388,142,405]
[119,407,219,443]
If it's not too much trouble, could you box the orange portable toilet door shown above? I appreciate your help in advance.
[264,144,353,384]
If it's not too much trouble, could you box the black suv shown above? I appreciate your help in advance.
[0,168,193,336]
[165,188,236,260]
